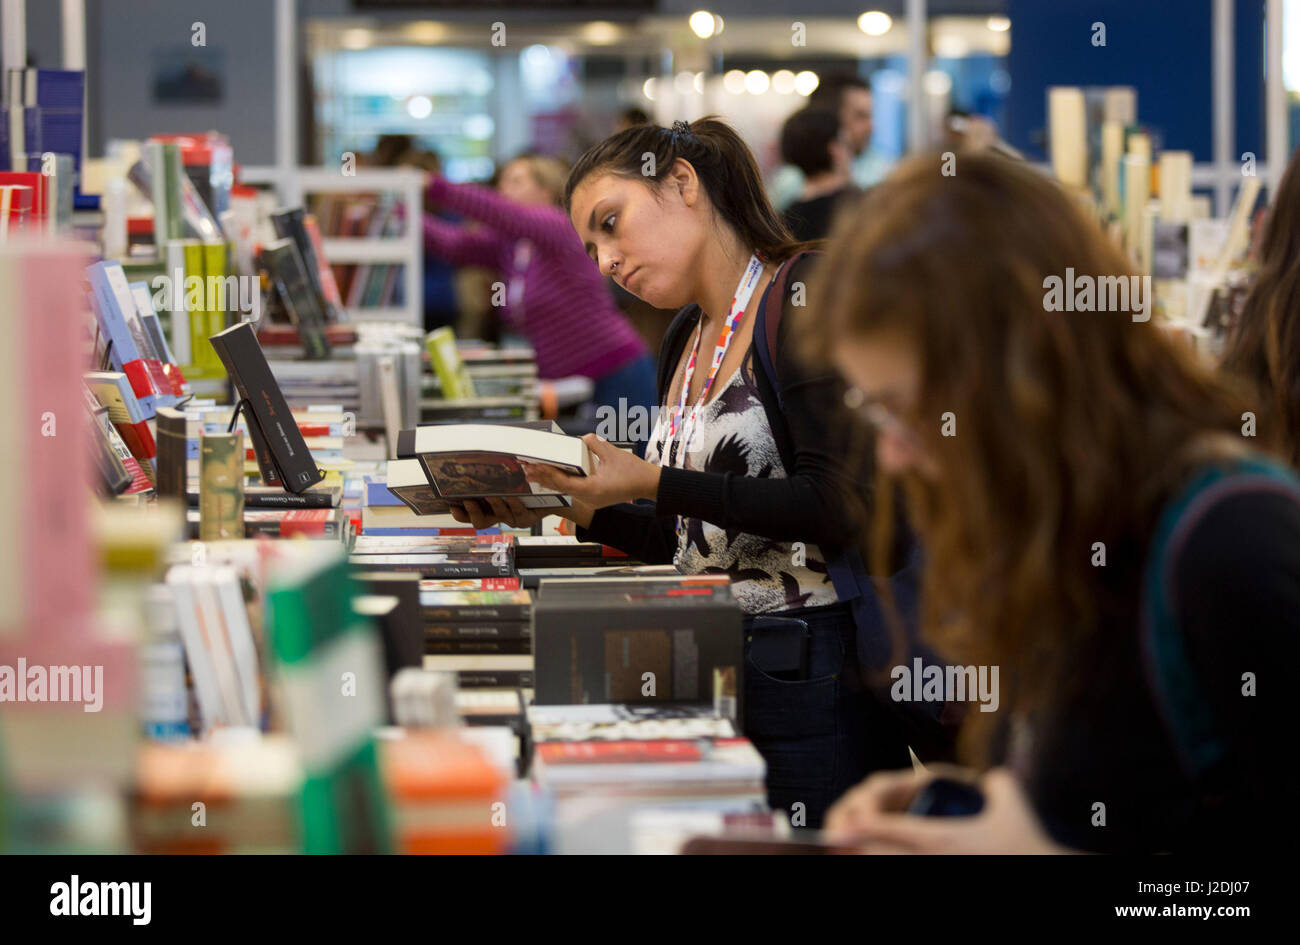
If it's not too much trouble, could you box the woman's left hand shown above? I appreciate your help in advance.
[521,434,660,510]
[823,767,1072,854]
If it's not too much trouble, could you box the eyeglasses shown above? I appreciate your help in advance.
[843,385,921,446]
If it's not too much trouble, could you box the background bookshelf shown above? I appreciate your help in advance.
[239,166,424,327]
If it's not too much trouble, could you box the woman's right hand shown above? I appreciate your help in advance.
[447,496,595,531]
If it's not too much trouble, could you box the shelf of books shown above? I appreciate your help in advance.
[241,166,424,327]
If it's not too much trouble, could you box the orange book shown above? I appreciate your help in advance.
[380,732,507,855]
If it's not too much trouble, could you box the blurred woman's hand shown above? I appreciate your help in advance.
[521,434,660,510]
[823,767,1072,854]
[447,495,595,531]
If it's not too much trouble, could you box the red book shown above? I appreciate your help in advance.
[0,171,48,227]
[85,371,157,459]
[537,740,705,764]
[278,509,333,538]
[418,577,521,591]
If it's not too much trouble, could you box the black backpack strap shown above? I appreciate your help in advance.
[752,251,816,410]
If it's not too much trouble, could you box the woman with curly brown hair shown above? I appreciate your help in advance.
[807,152,1300,853]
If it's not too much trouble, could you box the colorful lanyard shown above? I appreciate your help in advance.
[660,253,764,468]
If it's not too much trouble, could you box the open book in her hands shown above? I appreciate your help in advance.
[395,423,596,509]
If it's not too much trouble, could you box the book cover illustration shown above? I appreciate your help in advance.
[421,451,532,499]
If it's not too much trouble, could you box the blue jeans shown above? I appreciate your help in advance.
[743,601,912,829]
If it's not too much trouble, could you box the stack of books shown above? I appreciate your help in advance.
[421,328,538,424]
[515,536,631,571]
[155,402,349,497]
[528,704,765,800]
[348,532,516,580]
[131,736,300,854]
[533,575,742,709]
[420,584,534,691]
[264,358,360,414]
[378,730,509,854]
[362,461,469,535]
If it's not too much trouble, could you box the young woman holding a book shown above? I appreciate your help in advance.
[422,154,657,418]
[459,117,920,829]
[797,153,1300,853]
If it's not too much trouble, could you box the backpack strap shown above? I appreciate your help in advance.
[1141,455,1300,778]
[752,250,816,411]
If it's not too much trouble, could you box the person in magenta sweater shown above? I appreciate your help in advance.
[423,155,657,421]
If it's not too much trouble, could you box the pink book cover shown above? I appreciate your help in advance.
[21,246,95,636]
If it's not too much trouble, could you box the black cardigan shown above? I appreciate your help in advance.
[577,253,868,564]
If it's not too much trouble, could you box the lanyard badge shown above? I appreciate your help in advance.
[660,253,764,468]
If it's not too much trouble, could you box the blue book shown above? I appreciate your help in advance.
[364,476,403,507]
[21,70,84,193]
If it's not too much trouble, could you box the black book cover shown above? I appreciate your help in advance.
[347,554,513,578]
[270,207,338,321]
[185,486,339,509]
[353,572,424,680]
[259,237,330,359]
[455,670,534,688]
[424,639,532,655]
[532,580,742,720]
[423,621,532,640]
[154,406,187,499]
[208,321,326,493]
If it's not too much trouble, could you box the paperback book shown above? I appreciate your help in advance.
[396,423,593,509]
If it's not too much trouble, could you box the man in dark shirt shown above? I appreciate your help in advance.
[779,106,859,242]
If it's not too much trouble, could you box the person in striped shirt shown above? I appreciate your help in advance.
[423,155,657,421]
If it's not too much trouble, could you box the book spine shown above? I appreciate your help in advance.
[243,517,341,539]
[201,241,230,379]
[244,491,336,509]
[164,240,191,366]
[421,604,532,623]
[182,241,208,376]
[154,409,187,499]
[199,430,244,540]
[279,511,342,539]
[453,670,534,688]
[423,639,531,655]
[419,577,522,591]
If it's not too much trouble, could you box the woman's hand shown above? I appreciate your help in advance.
[823,767,1071,854]
[521,434,660,510]
[447,495,596,531]
[447,496,550,531]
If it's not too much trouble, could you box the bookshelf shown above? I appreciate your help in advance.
[239,166,424,326]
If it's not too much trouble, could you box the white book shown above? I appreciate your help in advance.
[399,423,594,508]
[422,653,533,672]
[206,567,262,726]
[165,568,226,730]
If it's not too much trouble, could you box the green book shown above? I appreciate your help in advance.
[181,240,210,376]
[201,241,231,380]
[426,326,476,400]
[149,141,184,245]
[266,546,393,854]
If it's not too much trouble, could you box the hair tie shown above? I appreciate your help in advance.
[670,120,691,143]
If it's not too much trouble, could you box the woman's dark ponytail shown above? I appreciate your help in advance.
[564,115,808,263]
